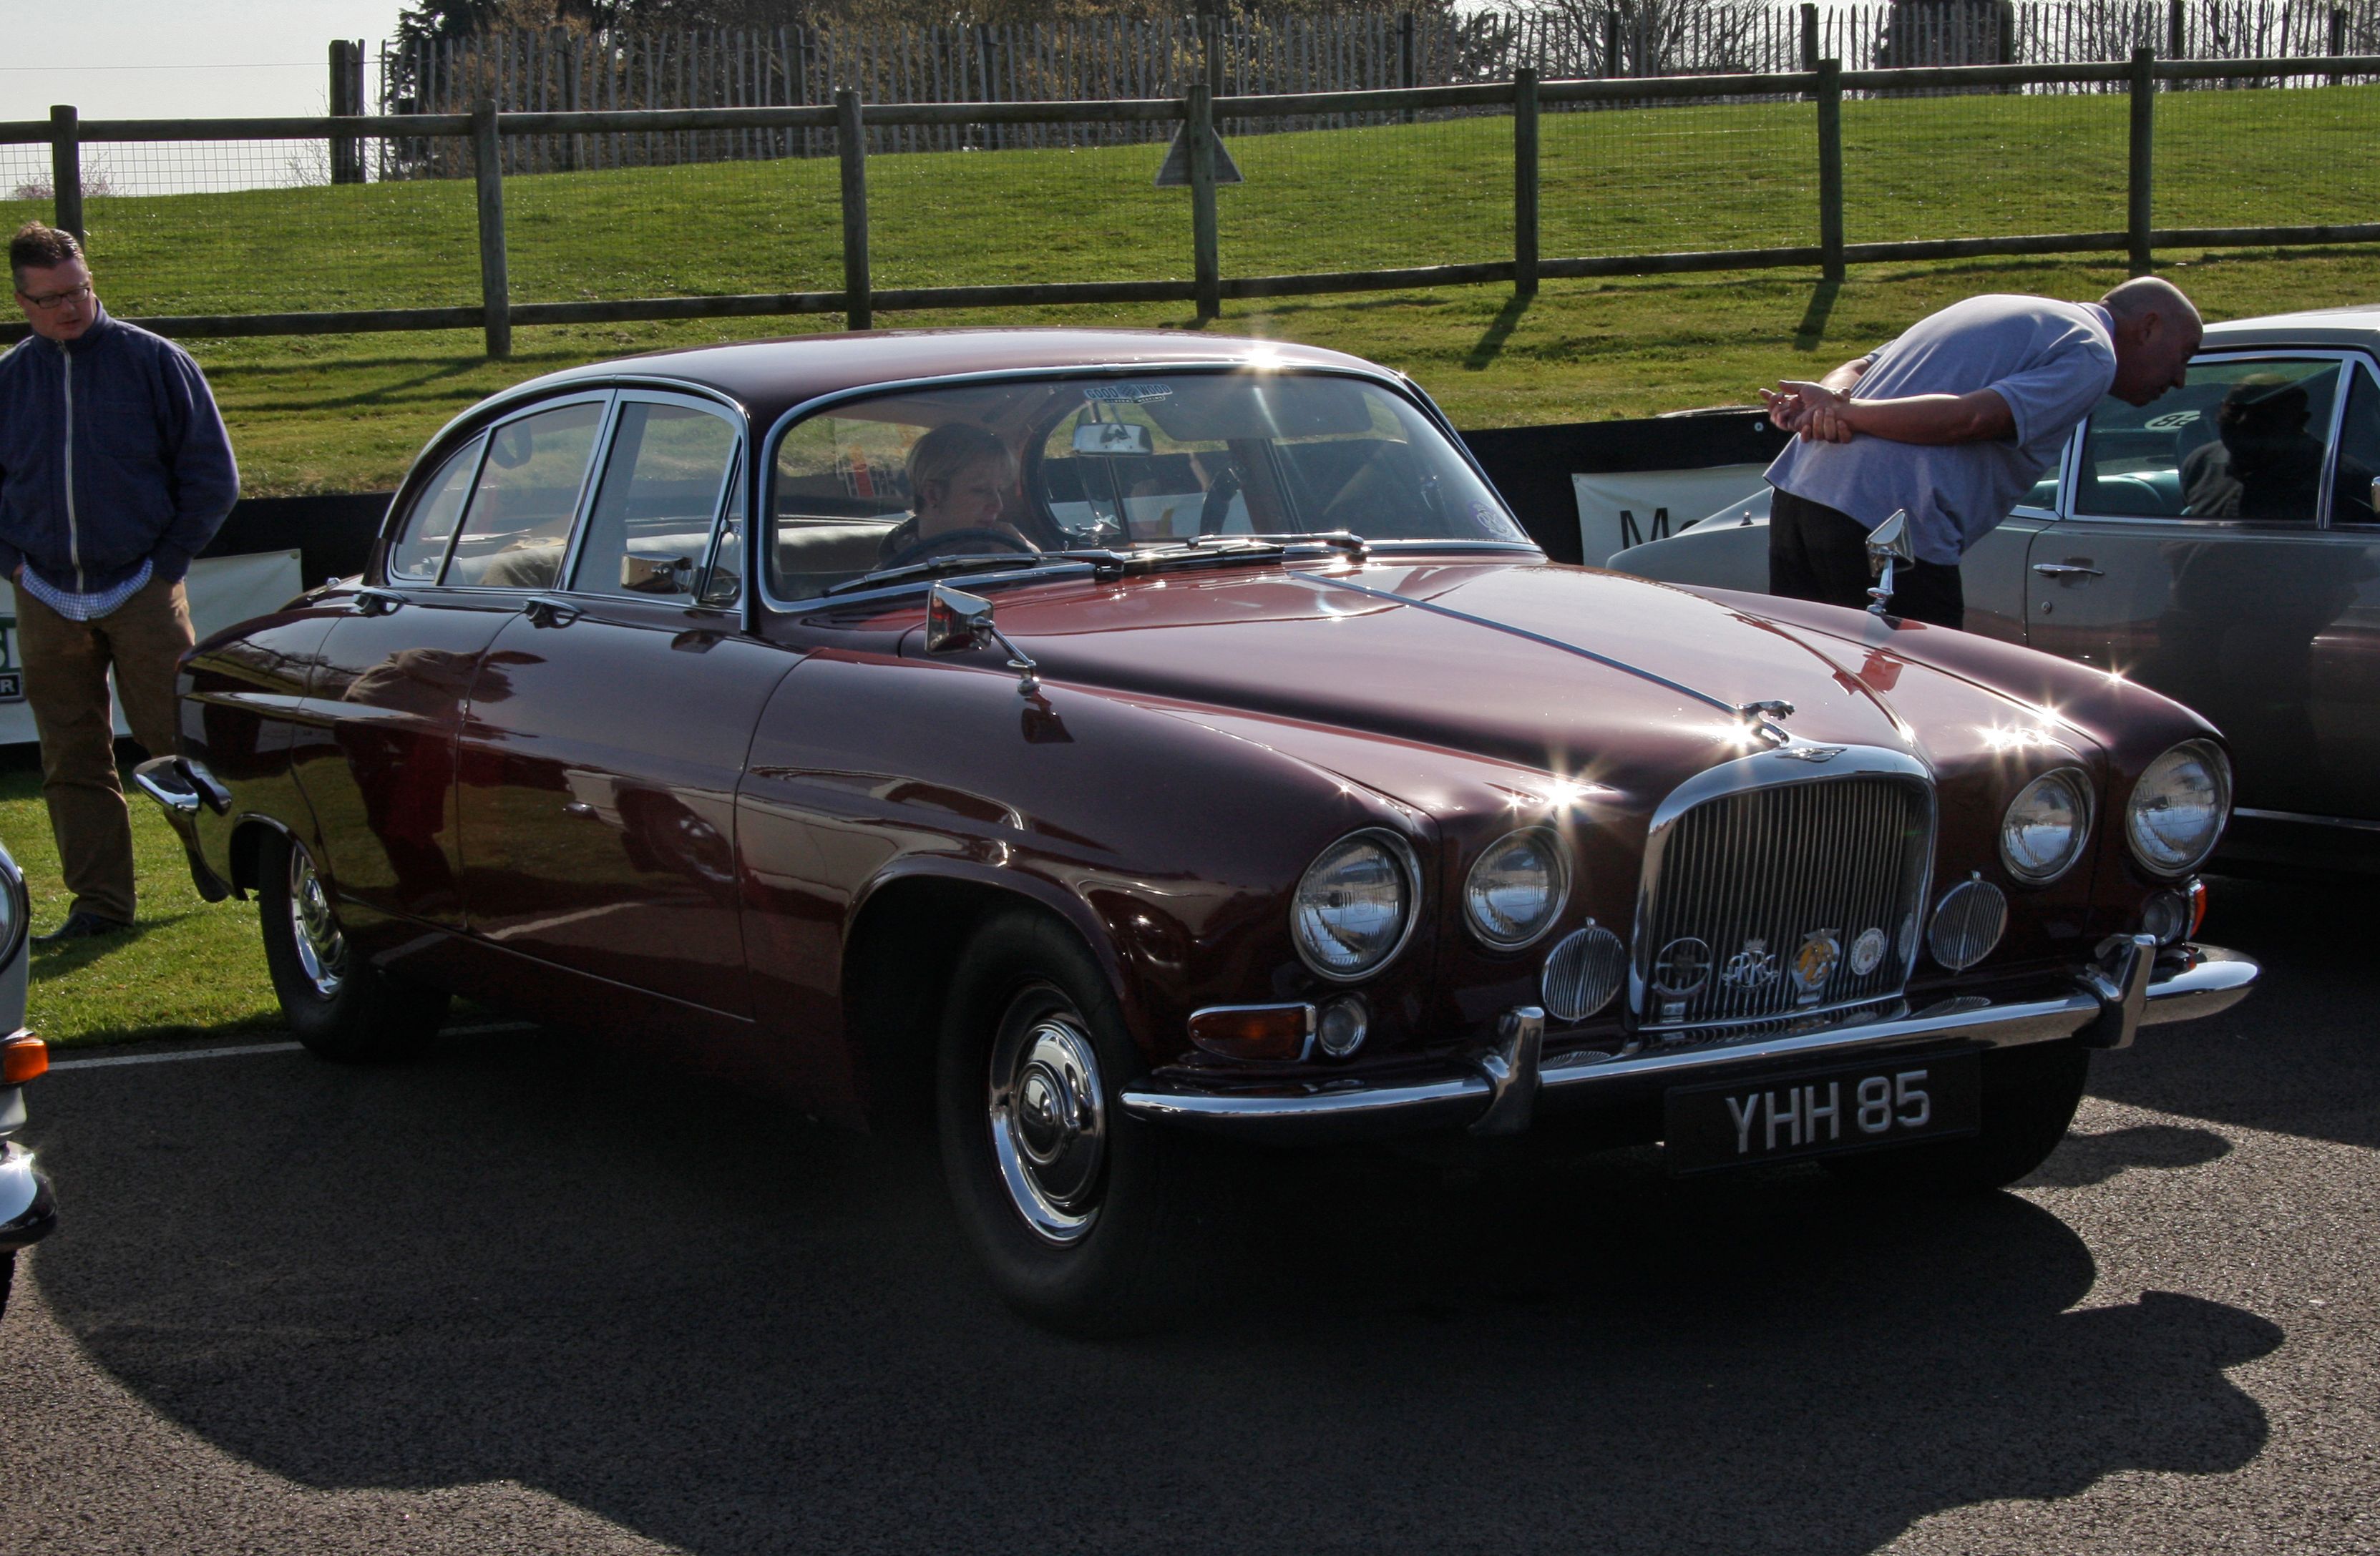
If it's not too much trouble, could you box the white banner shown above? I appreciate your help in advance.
[1574,464,1770,567]
[0,549,305,747]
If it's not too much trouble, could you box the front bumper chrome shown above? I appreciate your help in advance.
[1120,939,2259,1145]
[0,1139,56,1251]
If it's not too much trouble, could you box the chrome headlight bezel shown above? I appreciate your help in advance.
[2126,740,2233,878]
[1289,828,1420,984]
[1998,766,2095,885]
[0,845,23,972]
[1462,826,1571,951]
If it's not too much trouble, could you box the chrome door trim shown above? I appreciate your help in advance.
[2233,806,2380,833]
[552,388,746,602]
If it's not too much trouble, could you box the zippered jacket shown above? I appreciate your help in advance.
[0,305,240,594]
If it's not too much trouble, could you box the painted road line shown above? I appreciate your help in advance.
[46,1020,540,1072]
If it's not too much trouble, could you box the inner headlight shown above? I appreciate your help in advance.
[2127,740,2231,876]
[0,846,22,968]
[1463,828,1568,949]
[1291,830,1416,981]
[1999,768,2094,884]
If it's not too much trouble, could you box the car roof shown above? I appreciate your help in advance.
[2201,303,2380,351]
[484,328,1395,425]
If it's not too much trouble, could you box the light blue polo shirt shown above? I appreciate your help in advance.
[1765,294,2118,565]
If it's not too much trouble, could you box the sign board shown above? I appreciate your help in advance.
[1153,126,1244,186]
[1574,464,1769,567]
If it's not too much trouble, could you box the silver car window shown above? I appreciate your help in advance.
[2076,358,2341,524]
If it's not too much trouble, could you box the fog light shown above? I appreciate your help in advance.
[1316,996,1370,1058]
[2140,889,2189,946]
[0,1036,47,1086]
[1188,1004,1312,1062]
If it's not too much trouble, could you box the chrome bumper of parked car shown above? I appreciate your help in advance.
[1120,939,2260,1145]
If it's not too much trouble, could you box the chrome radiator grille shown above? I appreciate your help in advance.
[1632,773,1933,1034]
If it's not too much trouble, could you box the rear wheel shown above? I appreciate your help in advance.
[935,906,1193,1336]
[258,831,448,1063]
[1824,1039,2091,1193]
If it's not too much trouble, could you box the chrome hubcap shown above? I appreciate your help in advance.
[987,1005,1106,1245]
[288,846,348,998]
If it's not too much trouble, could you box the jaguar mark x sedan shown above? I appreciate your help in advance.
[1614,303,2380,877]
[137,330,2257,1332]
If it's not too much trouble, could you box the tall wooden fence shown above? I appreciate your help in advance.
[5,53,2377,356]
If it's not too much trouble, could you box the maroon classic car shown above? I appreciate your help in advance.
[138,330,2257,1332]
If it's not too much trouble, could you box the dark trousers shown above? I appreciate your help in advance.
[1767,486,1966,630]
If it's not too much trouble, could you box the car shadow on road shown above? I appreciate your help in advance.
[29,1028,2281,1556]
[2087,874,2380,1151]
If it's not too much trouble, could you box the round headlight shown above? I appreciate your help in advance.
[2127,740,2231,876]
[1463,828,1569,949]
[1999,768,2094,884]
[0,844,22,969]
[1291,830,1416,981]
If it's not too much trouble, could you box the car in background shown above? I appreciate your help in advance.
[0,841,54,1323]
[1611,303,2380,876]
[140,329,2256,1333]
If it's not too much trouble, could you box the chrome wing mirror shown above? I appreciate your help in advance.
[926,582,1040,695]
[1866,509,1915,617]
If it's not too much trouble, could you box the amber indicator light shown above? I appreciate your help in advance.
[1188,1005,1311,1062]
[2188,877,2208,941]
[1,1037,48,1085]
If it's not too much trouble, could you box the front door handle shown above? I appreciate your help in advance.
[522,595,582,627]
[353,586,407,616]
[2032,562,2105,579]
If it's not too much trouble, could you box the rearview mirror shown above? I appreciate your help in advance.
[1866,509,1913,617]
[927,582,1041,695]
[1073,421,1154,457]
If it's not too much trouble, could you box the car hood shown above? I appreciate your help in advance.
[922,559,1998,811]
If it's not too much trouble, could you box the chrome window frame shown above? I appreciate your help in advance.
[384,430,492,586]
[2058,347,2373,532]
[557,388,746,605]
[2330,356,2380,531]
[432,387,618,592]
[753,361,1543,615]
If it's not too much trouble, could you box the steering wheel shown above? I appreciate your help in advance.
[1198,466,1247,537]
[879,526,1039,572]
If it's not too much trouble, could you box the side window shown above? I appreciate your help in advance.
[2077,358,2340,522]
[569,401,739,600]
[386,435,484,583]
[444,400,607,590]
[2331,363,2380,526]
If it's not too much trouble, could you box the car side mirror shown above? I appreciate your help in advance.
[1866,509,1914,617]
[621,554,692,594]
[927,582,1042,695]
[1073,421,1154,457]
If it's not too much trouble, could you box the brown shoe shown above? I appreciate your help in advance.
[33,911,132,948]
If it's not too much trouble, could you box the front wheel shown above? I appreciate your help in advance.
[935,906,1193,1336]
[1824,1038,2092,1194]
[258,831,449,1063]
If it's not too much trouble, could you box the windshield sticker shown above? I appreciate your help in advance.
[1084,382,1174,403]
[2144,409,2200,431]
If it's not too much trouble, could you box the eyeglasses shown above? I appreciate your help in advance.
[16,283,90,312]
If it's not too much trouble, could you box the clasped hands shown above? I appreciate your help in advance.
[1760,381,1857,444]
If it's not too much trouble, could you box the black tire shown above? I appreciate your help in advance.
[935,905,1193,1336]
[257,830,449,1064]
[1823,1039,2092,1194]
[0,1250,14,1325]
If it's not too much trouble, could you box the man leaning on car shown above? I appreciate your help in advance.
[1759,278,2202,629]
[1,222,238,944]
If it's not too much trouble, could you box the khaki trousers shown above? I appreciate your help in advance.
[16,574,194,924]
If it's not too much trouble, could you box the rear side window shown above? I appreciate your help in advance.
[569,401,739,599]
[386,436,484,583]
[444,400,608,589]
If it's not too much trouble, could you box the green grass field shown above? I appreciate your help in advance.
[2,84,2376,1044]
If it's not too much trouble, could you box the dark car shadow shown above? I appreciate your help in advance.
[2024,1122,2231,1189]
[2086,874,2380,1151]
[29,1030,2281,1556]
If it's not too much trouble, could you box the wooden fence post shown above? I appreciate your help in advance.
[1513,68,1538,301]
[1400,11,1417,123]
[328,40,366,183]
[1189,83,1221,322]
[49,107,82,244]
[471,100,510,358]
[837,87,871,329]
[2167,0,2186,60]
[1800,3,1820,71]
[1602,10,1623,77]
[2127,47,2155,276]
[1816,58,1843,283]
[2329,7,2349,84]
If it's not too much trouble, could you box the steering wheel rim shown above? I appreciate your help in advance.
[879,525,1040,572]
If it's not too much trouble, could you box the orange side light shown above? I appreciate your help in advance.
[2188,878,2208,941]
[1188,1004,1312,1063]
[1,1036,47,1085]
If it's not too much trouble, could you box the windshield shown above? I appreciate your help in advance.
[766,369,1528,600]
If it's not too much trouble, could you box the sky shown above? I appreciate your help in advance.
[0,1,409,122]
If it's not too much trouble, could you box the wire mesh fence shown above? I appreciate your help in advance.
[2154,79,2380,228]
[1218,109,1513,276]
[867,132,1186,290]
[1541,92,1817,259]
[1842,87,2132,243]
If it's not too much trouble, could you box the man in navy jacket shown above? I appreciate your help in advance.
[1,222,238,943]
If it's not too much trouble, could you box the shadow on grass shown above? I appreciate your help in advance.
[1463,294,1533,371]
[1793,278,1841,352]
[27,911,204,979]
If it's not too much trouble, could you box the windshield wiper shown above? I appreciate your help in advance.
[1203,530,1371,560]
[822,550,1088,597]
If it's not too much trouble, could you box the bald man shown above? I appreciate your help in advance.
[1758,278,2202,628]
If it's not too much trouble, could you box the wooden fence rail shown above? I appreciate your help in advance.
[4,54,2376,356]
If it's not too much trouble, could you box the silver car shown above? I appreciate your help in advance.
[0,841,47,1321]
[1611,304,2380,874]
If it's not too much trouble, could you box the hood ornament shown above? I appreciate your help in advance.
[1737,698,1795,748]
[1866,509,1916,617]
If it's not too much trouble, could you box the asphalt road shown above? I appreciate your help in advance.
[3,874,2374,1555]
